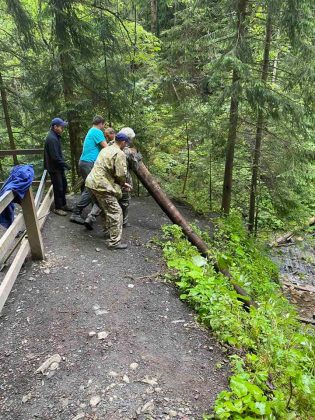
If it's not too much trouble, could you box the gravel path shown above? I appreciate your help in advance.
[0,196,229,420]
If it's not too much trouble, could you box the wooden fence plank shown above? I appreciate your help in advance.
[34,170,48,209]
[0,214,24,263]
[0,190,14,214]
[21,189,44,260]
[0,240,30,312]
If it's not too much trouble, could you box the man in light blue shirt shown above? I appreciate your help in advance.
[70,116,109,224]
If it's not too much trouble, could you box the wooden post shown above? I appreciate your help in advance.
[21,188,44,260]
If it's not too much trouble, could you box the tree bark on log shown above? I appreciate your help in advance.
[133,160,257,309]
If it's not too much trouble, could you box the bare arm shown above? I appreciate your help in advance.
[99,140,108,148]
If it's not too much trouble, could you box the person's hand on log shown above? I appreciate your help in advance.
[122,182,132,192]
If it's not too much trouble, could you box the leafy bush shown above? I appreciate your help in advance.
[161,216,315,419]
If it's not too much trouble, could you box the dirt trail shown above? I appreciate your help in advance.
[0,196,229,420]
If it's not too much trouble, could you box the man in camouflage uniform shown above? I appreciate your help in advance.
[85,132,131,250]
[84,127,136,230]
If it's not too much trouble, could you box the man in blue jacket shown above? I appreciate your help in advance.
[44,117,70,216]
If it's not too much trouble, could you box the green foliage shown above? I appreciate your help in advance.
[161,217,315,418]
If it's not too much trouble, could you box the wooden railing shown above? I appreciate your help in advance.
[0,170,54,312]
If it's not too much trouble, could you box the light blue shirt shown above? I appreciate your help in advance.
[80,127,105,162]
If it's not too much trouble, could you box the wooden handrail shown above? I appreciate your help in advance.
[0,148,44,157]
[0,190,14,214]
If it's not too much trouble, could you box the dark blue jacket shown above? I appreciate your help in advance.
[0,165,34,228]
[44,130,69,172]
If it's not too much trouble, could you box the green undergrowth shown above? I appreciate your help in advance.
[160,214,315,419]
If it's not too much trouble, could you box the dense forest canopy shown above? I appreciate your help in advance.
[0,0,314,231]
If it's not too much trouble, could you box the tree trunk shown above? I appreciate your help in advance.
[248,14,272,232]
[0,72,18,165]
[221,0,248,214]
[132,159,257,309]
[59,50,81,186]
[54,3,82,186]
[151,0,158,35]
[182,121,190,194]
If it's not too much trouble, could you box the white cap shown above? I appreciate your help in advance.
[119,127,135,141]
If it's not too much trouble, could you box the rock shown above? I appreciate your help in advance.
[108,371,118,377]
[128,284,134,288]
[95,248,101,252]
[88,331,96,337]
[130,362,138,370]
[142,376,158,386]
[169,410,177,417]
[36,354,61,375]
[97,331,109,340]
[50,362,59,370]
[22,392,32,403]
[43,269,50,274]
[72,413,85,420]
[141,400,155,413]
[90,395,101,407]
[95,309,108,315]
[105,383,116,391]
[60,397,69,408]
[123,375,130,383]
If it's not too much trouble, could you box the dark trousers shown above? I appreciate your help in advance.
[73,160,94,215]
[49,170,67,209]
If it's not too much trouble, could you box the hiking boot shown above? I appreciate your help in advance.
[62,205,73,212]
[70,213,85,225]
[53,209,67,216]
[84,215,94,230]
[108,243,128,250]
[103,230,110,239]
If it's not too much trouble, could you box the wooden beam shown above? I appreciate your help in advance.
[21,188,44,260]
[0,214,24,263]
[34,170,48,209]
[0,190,14,214]
[0,239,30,313]
[0,180,51,188]
[0,186,53,313]
[0,148,44,157]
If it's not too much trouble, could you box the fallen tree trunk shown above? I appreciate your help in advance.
[132,160,257,309]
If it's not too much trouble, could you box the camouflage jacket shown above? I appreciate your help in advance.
[108,140,133,185]
[85,143,127,198]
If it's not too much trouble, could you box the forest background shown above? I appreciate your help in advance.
[0,0,314,233]
[1,1,315,418]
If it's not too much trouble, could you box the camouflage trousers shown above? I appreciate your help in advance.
[89,189,123,247]
[86,191,130,227]
[119,190,131,225]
